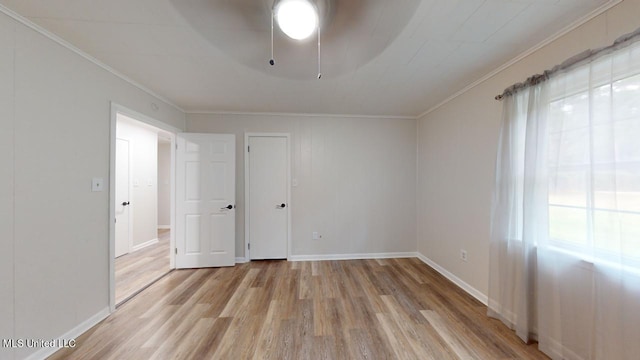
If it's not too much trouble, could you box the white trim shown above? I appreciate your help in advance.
[169,128,176,271]
[0,4,184,115]
[158,225,171,230]
[289,252,417,262]
[416,253,488,305]
[487,299,518,326]
[109,103,178,312]
[243,134,250,261]
[109,108,117,312]
[244,133,292,261]
[24,307,110,360]
[285,135,292,262]
[538,334,584,360]
[235,257,248,264]
[417,0,623,119]
[188,110,416,120]
[112,103,181,134]
[131,238,159,252]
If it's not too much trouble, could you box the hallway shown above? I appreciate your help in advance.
[115,229,170,305]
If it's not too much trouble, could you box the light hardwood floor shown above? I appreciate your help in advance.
[115,229,171,305]
[51,258,549,359]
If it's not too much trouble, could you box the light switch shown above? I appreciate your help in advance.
[92,178,104,192]
[292,178,298,187]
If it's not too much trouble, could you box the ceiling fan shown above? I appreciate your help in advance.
[168,0,420,80]
[269,0,329,79]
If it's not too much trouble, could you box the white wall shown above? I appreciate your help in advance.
[0,12,15,360]
[0,10,184,360]
[157,141,171,228]
[187,113,417,259]
[416,0,640,298]
[117,116,159,249]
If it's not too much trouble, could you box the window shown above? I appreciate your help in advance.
[547,62,640,261]
[490,30,640,360]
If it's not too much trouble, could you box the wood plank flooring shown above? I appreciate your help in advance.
[51,258,549,359]
[115,229,170,305]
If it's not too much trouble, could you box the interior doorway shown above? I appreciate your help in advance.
[110,104,178,309]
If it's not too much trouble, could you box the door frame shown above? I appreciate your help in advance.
[244,133,292,261]
[109,102,180,312]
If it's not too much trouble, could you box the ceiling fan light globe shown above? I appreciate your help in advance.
[275,0,318,40]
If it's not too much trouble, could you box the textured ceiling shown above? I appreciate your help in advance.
[0,0,614,117]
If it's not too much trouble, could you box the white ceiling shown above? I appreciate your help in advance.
[0,0,613,117]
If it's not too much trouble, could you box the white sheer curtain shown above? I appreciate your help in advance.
[488,82,549,342]
[490,33,640,360]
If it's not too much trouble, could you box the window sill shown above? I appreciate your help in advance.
[546,245,640,276]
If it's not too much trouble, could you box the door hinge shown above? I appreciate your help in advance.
[248,243,250,250]
[247,145,250,152]
[175,248,178,255]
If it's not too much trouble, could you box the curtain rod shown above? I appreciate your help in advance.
[495,26,640,101]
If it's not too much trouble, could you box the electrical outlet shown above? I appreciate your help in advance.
[460,249,468,262]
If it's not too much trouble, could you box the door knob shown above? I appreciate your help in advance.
[278,203,286,208]
[122,201,130,206]
[220,204,234,210]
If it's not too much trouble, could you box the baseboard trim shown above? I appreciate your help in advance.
[158,225,170,230]
[24,307,110,360]
[538,334,583,360]
[235,257,248,263]
[416,253,488,305]
[288,252,417,262]
[132,238,158,252]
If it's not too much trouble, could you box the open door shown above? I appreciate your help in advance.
[176,133,236,268]
[114,137,131,258]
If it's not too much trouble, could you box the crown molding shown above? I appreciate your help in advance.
[416,0,623,119]
[1,0,622,121]
[0,4,185,114]
[186,110,417,120]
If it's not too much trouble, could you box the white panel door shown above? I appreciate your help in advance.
[115,138,131,258]
[176,133,235,268]
[248,136,288,259]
